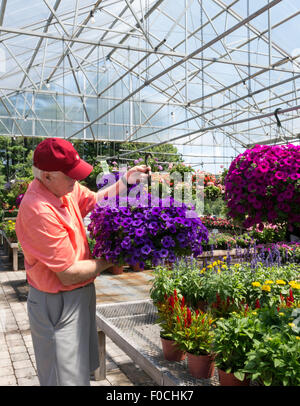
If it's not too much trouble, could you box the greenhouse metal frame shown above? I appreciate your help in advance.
[0,0,299,169]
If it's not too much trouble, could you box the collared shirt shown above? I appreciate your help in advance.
[15,179,98,293]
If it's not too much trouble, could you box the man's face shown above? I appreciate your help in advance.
[42,171,76,198]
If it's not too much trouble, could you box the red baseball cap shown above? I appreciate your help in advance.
[33,138,93,180]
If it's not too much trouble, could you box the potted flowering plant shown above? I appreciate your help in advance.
[150,257,207,309]
[241,305,300,386]
[172,298,216,379]
[155,290,186,362]
[224,144,300,230]
[212,309,256,385]
[88,193,208,270]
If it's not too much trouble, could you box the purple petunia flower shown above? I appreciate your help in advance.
[88,188,209,266]
[141,245,152,255]
[225,143,300,227]
[161,236,175,248]
[135,227,145,237]
[159,249,169,258]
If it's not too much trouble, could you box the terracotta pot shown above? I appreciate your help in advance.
[132,263,143,272]
[218,369,250,386]
[160,337,186,362]
[109,265,124,275]
[187,352,215,379]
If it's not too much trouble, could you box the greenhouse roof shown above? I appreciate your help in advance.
[0,0,300,169]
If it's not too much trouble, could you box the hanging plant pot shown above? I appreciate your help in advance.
[160,337,186,362]
[109,265,124,275]
[187,352,215,379]
[218,369,250,386]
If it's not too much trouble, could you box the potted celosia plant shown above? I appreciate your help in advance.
[172,297,216,379]
[155,290,186,362]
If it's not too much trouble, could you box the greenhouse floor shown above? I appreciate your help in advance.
[0,246,157,387]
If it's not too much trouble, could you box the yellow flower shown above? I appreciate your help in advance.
[221,264,227,269]
[252,311,257,315]
[296,337,300,340]
[252,282,261,287]
[223,256,227,260]
[288,323,295,328]
[261,284,271,292]
[279,312,284,316]
[292,283,300,290]
[276,280,286,285]
[264,280,274,285]
[289,281,296,286]
[212,261,217,267]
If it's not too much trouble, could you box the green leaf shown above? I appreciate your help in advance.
[274,359,284,368]
[252,372,261,381]
[233,371,245,381]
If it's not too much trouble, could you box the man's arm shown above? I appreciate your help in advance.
[56,258,112,286]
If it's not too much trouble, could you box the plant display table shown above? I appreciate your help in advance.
[1,230,21,271]
[95,299,219,386]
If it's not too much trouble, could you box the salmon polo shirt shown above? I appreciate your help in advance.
[15,179,98,293]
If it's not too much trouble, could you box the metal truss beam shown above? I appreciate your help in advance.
[19,0,62,89]
[68,0,281,140]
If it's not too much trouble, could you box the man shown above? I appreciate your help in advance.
[15,137,150,386]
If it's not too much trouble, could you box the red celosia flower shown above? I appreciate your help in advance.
[186,307,192,327]
[181,296,185,309]
[255,299,260,309]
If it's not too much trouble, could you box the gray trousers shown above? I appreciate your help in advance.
[27,283,99,386]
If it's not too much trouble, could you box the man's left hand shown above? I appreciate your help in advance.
[125,165,151,185]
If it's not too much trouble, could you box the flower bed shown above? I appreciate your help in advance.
[199,216,238,232]
[150,256,300,385]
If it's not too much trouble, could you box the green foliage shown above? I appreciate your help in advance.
[213,311,259,376]
[203,196,227,217]
[149,265,181,304]
[213,306,300,385]
[1,219,17,242]
[249,224,287,244]
[150,258,300,314]
[120,142,183,170]
[204,185,221,201]
[241,306,300,386]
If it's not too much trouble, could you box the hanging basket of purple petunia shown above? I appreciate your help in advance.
[224,144,300,230]
[88,192,209,269]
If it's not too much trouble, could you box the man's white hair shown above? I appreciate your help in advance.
[32,165,44,180]
[32,166,60,180]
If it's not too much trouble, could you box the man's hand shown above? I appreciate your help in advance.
[125,164,151,185]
